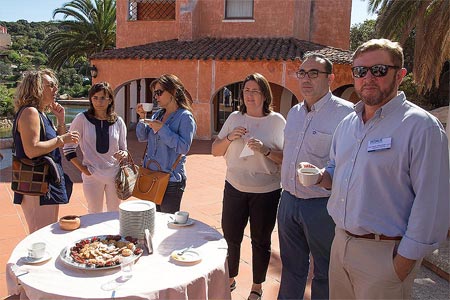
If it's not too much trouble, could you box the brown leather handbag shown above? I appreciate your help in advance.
[132,155,182,205]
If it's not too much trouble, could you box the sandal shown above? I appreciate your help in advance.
[247,290,263,300]
[230,279,236,292]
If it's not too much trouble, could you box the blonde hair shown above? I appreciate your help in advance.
[352,39,404,68]
[14,69,58,112]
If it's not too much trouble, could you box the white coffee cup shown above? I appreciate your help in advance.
[174,211,189,224]
[141,103,153,112]
[28,242,46,259]
[297,167,321,186]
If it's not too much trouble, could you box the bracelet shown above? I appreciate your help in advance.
[56,135,64,146]
[264,148,271,156]
[226,134,232,142]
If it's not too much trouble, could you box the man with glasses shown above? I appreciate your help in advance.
[312,39,449,299]
[277,53,353,300]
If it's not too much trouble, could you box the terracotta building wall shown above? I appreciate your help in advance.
[308,0,352,49]
[92,57,352,139]
[116,0,351,50]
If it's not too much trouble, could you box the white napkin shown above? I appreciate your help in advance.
[239,143,254,158]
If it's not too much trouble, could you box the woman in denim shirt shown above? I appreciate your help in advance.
[135,74,196,213]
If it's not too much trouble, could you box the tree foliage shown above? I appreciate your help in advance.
[44,0,116,70]
[0,20,91,97]
[367,0,450,93]
[350,20,377,51]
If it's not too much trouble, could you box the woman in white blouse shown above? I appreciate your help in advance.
[63,82,128,213]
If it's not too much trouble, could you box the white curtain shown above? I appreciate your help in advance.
[226,0,253,18]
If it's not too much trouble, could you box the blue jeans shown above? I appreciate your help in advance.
[277,191,335,300]
[156,179,186,214]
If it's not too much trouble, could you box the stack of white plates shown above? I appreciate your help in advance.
[119,200,156,239]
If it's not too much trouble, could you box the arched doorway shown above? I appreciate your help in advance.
[211,82,298,135]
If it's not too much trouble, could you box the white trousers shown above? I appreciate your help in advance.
[21,195,59,234]
[82,172,120,213]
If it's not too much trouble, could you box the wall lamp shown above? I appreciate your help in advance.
[90,65,98,78]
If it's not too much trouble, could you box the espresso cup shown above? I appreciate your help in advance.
[27,242,46,259]
[174,211,189,224]
[297,167,321,186]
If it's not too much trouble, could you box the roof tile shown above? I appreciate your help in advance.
[91,37,352,64]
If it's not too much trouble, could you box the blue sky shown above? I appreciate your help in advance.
[0,0,375,25]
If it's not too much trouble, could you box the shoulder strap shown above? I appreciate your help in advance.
[170,154,182,171]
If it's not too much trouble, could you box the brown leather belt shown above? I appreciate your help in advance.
[345,230,402,241]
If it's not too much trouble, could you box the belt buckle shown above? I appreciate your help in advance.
[374,234,381,241]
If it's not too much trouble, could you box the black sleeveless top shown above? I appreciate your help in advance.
[13,107,72,205]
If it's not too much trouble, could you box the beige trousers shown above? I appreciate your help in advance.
[329,228,421,300]
[21,195,59,234]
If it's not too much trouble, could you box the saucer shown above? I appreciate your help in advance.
[168,219,195,227]
[22,251,52,264]
[170,249,201,263]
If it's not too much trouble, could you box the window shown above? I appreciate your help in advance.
[128,0,176,21]
[225,0,254,19]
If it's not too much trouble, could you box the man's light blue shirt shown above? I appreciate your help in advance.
[281,92,353,199]
[326,92,449,260]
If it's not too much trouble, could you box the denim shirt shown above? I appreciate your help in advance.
[136,108,196,182]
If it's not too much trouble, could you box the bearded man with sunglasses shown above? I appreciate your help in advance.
[277,53,353,300]
[309,39,449,299]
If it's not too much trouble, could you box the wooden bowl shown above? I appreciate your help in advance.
[59,215,81,231]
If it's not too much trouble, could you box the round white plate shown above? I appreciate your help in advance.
[59,235,143,270]
[22,251,52,264]
[170,249,201,263]
[168,219,195,227]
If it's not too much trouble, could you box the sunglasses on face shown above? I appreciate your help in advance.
[153,89,164,97]
[296,69,330,79]
[351,64,400,78]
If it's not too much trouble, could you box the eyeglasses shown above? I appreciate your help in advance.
[153,89,165,97]
[91,96,110,101]
[45,82,57,89]
[351,64,400,78]
[243,89,262,96]
[296,69,330,79]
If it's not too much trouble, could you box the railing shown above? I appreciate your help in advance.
[128,0,176,21]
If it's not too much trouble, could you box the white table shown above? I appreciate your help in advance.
[6,212,231,300]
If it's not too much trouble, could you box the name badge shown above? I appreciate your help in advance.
[367,137,391,152]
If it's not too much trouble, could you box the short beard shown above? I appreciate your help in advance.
[357,79,397,107]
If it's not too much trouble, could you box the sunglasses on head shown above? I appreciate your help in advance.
[153,89,164,96]
[351,64,400,78]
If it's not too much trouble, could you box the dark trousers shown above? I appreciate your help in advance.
[156,179,186,214]
[277,191,335,300]
[221,181,281,284]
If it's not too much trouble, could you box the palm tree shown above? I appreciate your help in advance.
[367,0,449,93]
[44,0,116,70]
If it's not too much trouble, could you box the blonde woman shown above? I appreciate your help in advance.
[13,69,79,233]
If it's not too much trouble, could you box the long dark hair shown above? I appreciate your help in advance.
[86,82,117,123]
[150,74,194,114]
[239,73,273,116]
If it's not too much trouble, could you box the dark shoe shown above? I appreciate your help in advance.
[247,290,262,300]
[230,279,236,292]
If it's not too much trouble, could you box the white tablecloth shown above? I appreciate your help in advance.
[6,212,231,300]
